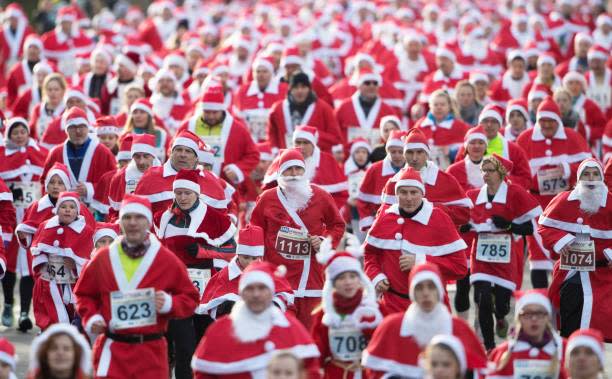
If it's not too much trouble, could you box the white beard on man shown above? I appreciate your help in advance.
[576,180,607,214]
[402,302,452,347]
[230,300,279,343]
[278,175,313,211]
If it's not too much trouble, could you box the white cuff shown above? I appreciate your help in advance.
[332,144,344,153]
[604,248,612,261]
[84,182,94,203]
[358,216,374,231]
[372,273,388,287]
[0,258,5,279]
[84,314,105,334]
[272,296,287,312]
[224,164,244,184]
[560,162,571,179]
[553,233,575,254]
[159,291,173,314]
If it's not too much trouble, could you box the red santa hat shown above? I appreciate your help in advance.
[163,52,188,71]
[29,324,91,376]
[130,98,153,117]
[24,34,43,51]
[380,115,403,132]
[63,86,88,105]
[4,3,25,20]
[90,47,113,66]
[33,60,54,75]
[577,158,604,180]
[567,329,605,367]
[429,335,467,374]
[316,235,382,329]
[478,104,504,126]
[117,134,133,161]
[587,45,608,61]
[281,46,304,67]
[395,167,425,194]
[237,225,265,257]
[350,137,372,155]
[489,153,514,175]
[198,142,215,166]
[131,134,157,157]
[55,191,80,214]
[292,125,319,146]
[528,84,552,102]
[5,117,29,137]
[435,43,456,61]
[93,222,120,245]
[252,56,275,73]
[537,53,556,67]
[469,71,489,85]
[408,263,444,301]
[95,116,121,136]
[192,60,209,78]
[45,163,72,190]
[574,32,593,46]
[173,169,200,193]
[386,130,407,149]
[464,125,488,145]
[596,14,612,28]
[198,171,229,209]
[119,194,153,224]
[149,68,177,92]
[536,97,563,127]
[563,71,587,89]
[199,86,226,111]
[506,49,526,63]
[403,128,430,155]
[257,142,274,161]
[0,338,16,371]
[172,130,201,155]
[514,289,552,319]
[62,107,90,131]
[523,41,540,60]
[57,6,78,23]
[114,51,141,74]
[278,148,305,174]
[355,67,382,86]
[239,261,284,293]
[505,98,529,124]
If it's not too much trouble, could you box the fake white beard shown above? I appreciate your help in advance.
[230,301,275,343]
[154,17,177,42]
[278,175,313,211]
[304,156,317,180]
[404,302,452,347]
[577,180,607,215]
[151,94,174,119]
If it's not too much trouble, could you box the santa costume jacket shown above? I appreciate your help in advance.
[488,336,567,379]
[335,94,397,147]
[356,157,400,231]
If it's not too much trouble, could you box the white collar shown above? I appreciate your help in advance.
[37,195,55,212]
[385,199,434,225]
[44,215,86,233]
[531,124,567,141]
[246,78,280,97]
[4,139,39,156]
[228,256,242,281]
[419,116,454,129]
[420,162,439,185]
[162,160,178,178]
[382,157,398,176]
[475,181,508,205]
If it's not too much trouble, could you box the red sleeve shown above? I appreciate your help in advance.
[11,91,30,118]
[435,203,470,226]
[226,124,260,182]
[507,143,532,190]
[74,252,107,328]
[364,244,385,283]
[321,192,346,247]
[310,311,331,368]
[426,250,468,281]
[318,103,345,151]
[266,103,283,150]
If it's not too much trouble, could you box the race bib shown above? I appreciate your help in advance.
[44,255,76,284]
[200,135,224,159]
[188,268,212,298]
[328,326,367,361]
[476,233,511,263]
[430,146,451,170]
[125,179,138,194]
[513,359,555,379]
[347,127,379,146]
[348,171,366,200]
[275,226,310,260]
[110,288,156,330]
[244,110,269,142]
[9,182,41,208]
[560,240,595,272]
[537,168,568,196]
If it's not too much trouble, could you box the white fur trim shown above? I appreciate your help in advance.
[131,143,157,157]
[515,292,552,318]
[327,256,362,280]
[404,142,430,155]
[395,179,425,194]
[201,102,226,111]
[93,229,117,244]
[567,335,604,366]
[236,244,264,257]
[84,313,105,334]
[279,159,305,174]
[119,203,152,224]
[29,324,92,374]
[173,179,200,193]
[239,271,274,293]
[0,351,15,370]
[293,130,318,145]
[130,102,153,116]
[536,111,563,128]
[409,271,444,300]
[159,291,172,314]
[172,137,199,154]
[430,334,466,374]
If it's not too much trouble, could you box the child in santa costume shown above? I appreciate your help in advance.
[74,194,199,379]
[92,222,120,251]
[31,191,94,330]
[488,289,567,379]
[565,329,606,379]
[364,167,468,315]
[422,335,469,379]
[311,237,383,379]
[0,337,17,379]
[362,263,486,379]
[343,138,372,241]
[191,261,320,379]
[94,116,121,156]
[464,154,542,350]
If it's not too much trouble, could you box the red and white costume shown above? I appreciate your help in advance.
[5,37,43,108]
[413,116,471,170]
[28,102,65,142]
[148,69,192,132]
[419,56,467,103]
[584,53,611,118]
[0,4,34,82]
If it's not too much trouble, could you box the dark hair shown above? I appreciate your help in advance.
[35,332,83,379]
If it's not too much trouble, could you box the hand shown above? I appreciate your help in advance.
[75,182,88,197]
[559,243,572,257]
[90,320,106,334]
[399,254,416,272]
[155,291,167,312]
[223,166,238,183]
[492,215,511,229]
[375,279,390,294]
[459,224,472,233]
[309,236,322,252]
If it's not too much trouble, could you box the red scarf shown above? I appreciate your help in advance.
[332,288,363,315]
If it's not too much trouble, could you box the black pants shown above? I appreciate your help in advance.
[167,317,196,379]
[193,313,215,344]
[559,275,584,338]
[1,274,33,313]
[473,281,512,350]
[454,272,471,313]
[530,269,549,288]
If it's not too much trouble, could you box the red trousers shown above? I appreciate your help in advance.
[294,296,321,330]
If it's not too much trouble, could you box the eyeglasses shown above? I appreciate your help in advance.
[481,168,497,173]
[362,81,378,86]
[518,311,548,320]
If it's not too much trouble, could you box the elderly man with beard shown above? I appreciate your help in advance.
[191,261,320,378]
[538,158,612,340]
[250,148,345,329]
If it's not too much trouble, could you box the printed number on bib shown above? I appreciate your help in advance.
[200,135,224,158]
[329,327,367,361]
[476,233,511,263]
[275,226,310,260]
[10,182,41,208]
[44,255,76,284]
[347,127,379,146]
[245,110,269,142]
[513,359,555,379]
[110,288,156,330]
[348,171,366,200]
[188,268,211,298]
[537,168,568,196]
[429,146,451,170]
[560,240,595,271]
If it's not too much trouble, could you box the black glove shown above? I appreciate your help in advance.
[185,243,199,257]
[492,215,511,229]
[509,220,534,236]
[459,224,472,233]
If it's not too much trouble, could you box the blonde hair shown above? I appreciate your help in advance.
[429,89,460,119]
[423,343,463,379]
[42,73,67,102]
[267,351,306,379]
[124,113,156,135]
[496,322,560,375]
[481,155,507,178]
